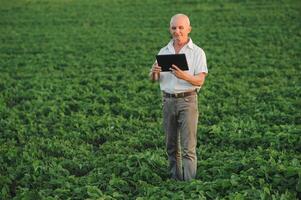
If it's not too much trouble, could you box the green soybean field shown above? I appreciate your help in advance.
[0,0,300,199]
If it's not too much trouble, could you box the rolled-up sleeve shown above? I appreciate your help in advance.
[194,49,208,75]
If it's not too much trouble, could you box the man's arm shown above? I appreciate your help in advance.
[149,62,161,81]
[171,64,207,87]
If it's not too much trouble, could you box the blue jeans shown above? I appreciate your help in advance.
[163,94,198,181]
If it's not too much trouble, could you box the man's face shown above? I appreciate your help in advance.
[169,16,191,43]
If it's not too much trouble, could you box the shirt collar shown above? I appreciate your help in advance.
[167,38,194,53]
[167,40,174,53]
[187,38,194,49]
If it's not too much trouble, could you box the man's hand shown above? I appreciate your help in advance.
[152,63,161,74]
[171,64,206,86]
[150,62,161,81]
[170,64,189,80]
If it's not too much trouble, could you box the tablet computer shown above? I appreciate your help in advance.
[156,54,189,72]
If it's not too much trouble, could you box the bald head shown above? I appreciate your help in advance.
[169,13,191,44]
[170,14,190,27]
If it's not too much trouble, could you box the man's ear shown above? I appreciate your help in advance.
[168,28,172,38]
[188,26,192,33]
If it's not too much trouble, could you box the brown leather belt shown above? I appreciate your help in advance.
[163,90,196,98]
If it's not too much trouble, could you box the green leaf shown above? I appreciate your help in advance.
[87,186,103,198]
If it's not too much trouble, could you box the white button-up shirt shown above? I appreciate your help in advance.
[157,38,208,93]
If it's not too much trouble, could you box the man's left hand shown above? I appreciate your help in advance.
[170,64,189,81]
[171,64,207,87]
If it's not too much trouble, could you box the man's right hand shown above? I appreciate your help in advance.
[150,63,161,81]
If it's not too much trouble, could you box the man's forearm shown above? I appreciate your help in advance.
[149,71,160,81]
[184,73,206,86]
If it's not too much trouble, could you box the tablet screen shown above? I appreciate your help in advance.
[156,54,189,72]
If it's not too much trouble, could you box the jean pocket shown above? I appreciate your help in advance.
[162,97,167,108]
[184,95,196,103]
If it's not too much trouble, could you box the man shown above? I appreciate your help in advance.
[150,14,208,181]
